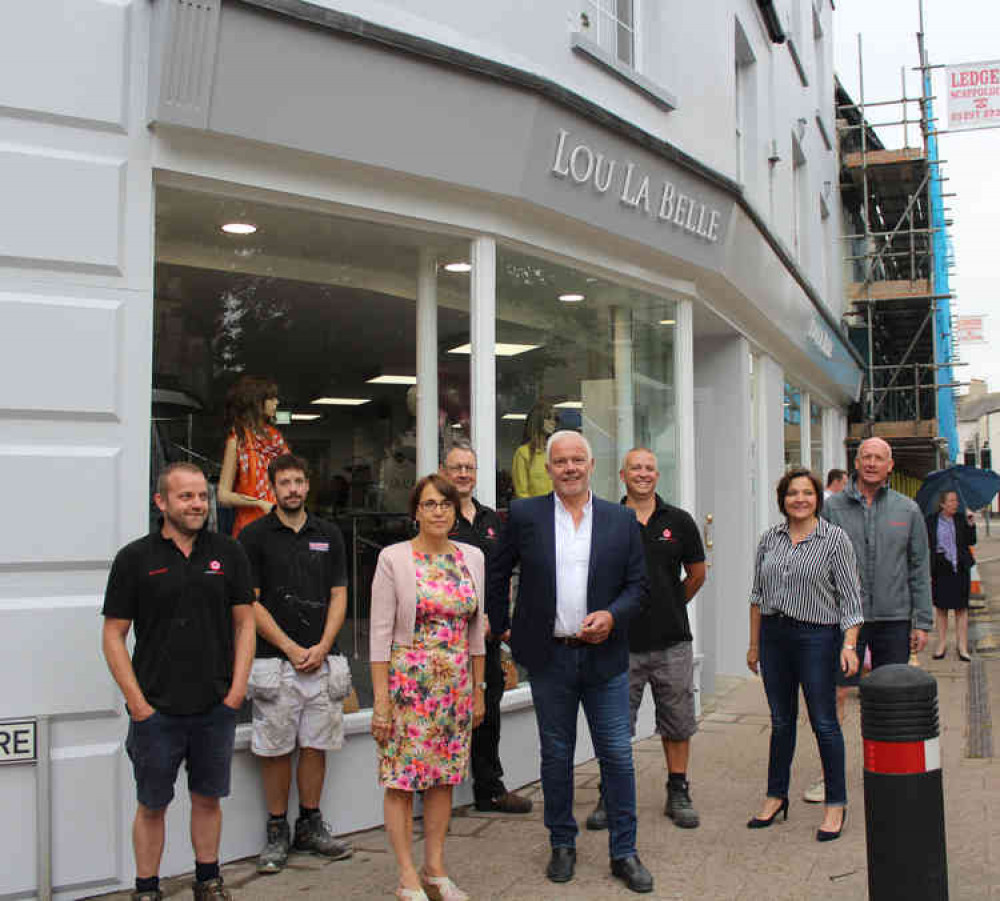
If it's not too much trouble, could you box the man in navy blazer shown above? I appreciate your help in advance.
[489,431,652,893]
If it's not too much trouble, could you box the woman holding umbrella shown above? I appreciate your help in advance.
[926,490,976,661]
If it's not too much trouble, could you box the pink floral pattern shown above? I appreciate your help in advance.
[378,548,478,791]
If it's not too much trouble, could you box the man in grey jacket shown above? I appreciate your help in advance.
[803,437,933,803]
[822,437,932,662]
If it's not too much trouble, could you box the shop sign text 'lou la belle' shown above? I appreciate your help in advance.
[550,128,723,243]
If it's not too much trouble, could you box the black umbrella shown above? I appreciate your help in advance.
[915,465,1000,516]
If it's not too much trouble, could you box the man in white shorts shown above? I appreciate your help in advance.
[239,454,353,874]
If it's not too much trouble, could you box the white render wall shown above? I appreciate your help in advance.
[0,2,154,897]
[305,0,842,317]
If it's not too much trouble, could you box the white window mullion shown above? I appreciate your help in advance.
[470,236,497,507]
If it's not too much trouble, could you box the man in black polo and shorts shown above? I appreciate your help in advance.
[587,447,706,830]
[238,454,353,873]
[441,441,532,814]
[102,462,256,901]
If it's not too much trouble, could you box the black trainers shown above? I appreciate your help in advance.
[665,779,700,829]
[293,811,353,860]
[191,877,231,899]
[257,817,291,874]
[585,795,608,830]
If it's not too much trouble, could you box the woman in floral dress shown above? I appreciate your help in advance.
[370,474,486,901]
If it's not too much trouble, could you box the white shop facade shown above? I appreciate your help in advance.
[0,2,861,896]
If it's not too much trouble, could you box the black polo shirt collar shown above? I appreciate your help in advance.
[256,509,324,536]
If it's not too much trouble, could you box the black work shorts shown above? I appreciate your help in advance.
[126,702,238,810]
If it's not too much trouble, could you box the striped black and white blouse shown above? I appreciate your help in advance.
[749,517,864,630]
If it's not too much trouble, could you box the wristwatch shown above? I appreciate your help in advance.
[476,681,487,690]
[843,644,856,650]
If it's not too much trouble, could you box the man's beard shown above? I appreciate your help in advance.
[164,509,205,536]
[277,496,304,513]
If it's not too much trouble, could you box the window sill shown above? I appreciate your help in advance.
[570,32,677,113]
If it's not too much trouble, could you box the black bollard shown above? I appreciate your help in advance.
[860,664,947,900]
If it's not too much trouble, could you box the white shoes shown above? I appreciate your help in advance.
[803,778,825,803]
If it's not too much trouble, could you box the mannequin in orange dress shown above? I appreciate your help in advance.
[218,376,289,537]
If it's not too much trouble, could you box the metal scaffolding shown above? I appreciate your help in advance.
[835,2,959,477]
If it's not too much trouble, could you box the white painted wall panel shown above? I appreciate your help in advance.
[0,763,37,896]
[0,446,120,564]
[0,149,124,271]
[0,597,118,718]
[0,0,129,130]
[51,742,120,888]
[0,292,121,417]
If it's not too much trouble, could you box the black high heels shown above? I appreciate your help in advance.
[747,797,789,829]
[817,808,846,842]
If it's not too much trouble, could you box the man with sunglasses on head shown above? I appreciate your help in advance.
[441,441,533,815]
[238,454,353,875]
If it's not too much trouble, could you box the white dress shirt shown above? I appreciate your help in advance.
[553,491,593,636]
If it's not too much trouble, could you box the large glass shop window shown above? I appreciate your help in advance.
[810,401,824,474]
[494,246,678,509]
[152,186,469,708]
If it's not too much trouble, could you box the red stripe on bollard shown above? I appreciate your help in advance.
[864,738,940,774]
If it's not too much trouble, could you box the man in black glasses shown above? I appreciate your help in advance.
[441,441,533,815]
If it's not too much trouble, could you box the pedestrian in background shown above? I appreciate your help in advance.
[747,468,862,842]
[370,474,486,901]
[927,489,977,661]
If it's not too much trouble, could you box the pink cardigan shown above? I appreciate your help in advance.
[369,539,486,663]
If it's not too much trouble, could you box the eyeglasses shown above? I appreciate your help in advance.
[445,464,477,473]
[418,499,455,512]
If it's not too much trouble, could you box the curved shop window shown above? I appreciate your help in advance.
[152,186,470,709]
[494,246,679,509]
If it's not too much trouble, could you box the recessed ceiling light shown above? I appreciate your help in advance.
[311,397,372,406]
[444,262,472,273]
[366,375,417,385]
[221,222,257,235]
[558,293,585,302]
[291,413,322,421]
[659,319,676,326]
[554,400,583,409]
[450,423,464,429]
[448,343,540,357]
[502,413,528,420]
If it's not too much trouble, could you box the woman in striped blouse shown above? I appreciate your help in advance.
[746,467,863,841]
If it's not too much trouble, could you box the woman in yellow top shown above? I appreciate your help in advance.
[511,400,556,498]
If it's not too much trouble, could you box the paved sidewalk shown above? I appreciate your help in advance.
[94,537,1000,900]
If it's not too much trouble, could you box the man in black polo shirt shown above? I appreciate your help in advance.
[102,462,255,901]
[586,447,706,832]
[238,454,352,874]
[441,442,532,814]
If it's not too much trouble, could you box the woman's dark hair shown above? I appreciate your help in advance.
[409,473,461,520]
[224,375,278,437]
[776,467,824,518]
[521,399,554,455]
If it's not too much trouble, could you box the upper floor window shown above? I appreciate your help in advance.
[583,0,636,68]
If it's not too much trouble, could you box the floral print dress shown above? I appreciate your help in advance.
[379,548,478,790]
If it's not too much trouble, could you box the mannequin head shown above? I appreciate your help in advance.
[224,375,279,437]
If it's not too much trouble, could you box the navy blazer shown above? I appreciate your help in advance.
[488,493,647,681]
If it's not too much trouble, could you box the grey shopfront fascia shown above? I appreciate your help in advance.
[149,0,861,421]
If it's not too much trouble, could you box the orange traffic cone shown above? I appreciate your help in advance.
[970,546,983,599]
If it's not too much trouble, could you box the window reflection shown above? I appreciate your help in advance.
[153,186,469,708]
[784,381,803,467]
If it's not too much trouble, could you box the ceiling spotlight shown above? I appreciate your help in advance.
[444,262,472,273]
[221,222,257,235]
[659,319,676,326]
[502,412,528,420]
[291,413,322,421]
[559,293,585,302]
[554,400,583,409]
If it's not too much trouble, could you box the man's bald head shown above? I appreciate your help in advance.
[856,437,894,490]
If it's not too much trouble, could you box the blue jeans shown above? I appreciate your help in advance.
[759,615,846,806]
[530,644,637,859]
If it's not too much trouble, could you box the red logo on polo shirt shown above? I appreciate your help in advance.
[487,527,496,538]
[662,528,673,539]
[209,560,221,571]
[148,567,168,576]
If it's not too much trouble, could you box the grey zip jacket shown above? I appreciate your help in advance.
[821,476,933,631]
